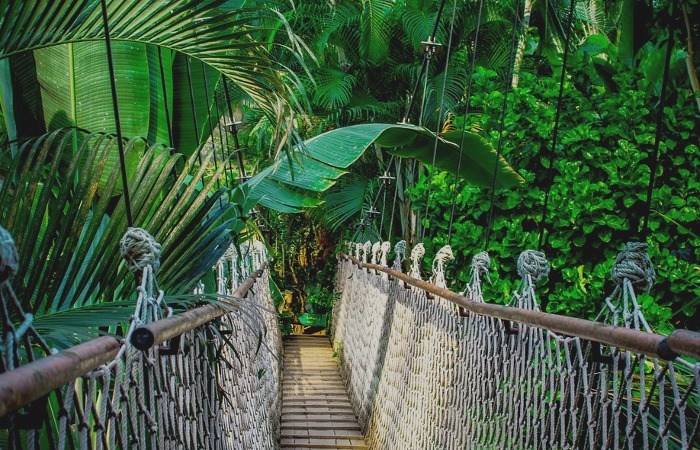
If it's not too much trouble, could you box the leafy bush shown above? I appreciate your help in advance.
[412,35,699,333]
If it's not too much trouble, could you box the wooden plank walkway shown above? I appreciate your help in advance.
[280,335,367,449]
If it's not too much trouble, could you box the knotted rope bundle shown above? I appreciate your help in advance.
[380,241,391,266]
[120,227,162,274]
[517,250,550,282]
[393,240,407,271]
[409,243,425,279]
[0,226,18,284]
[371,241,382,265]
[611,242,655,293]
[470,251,491,285]
[363,241,372,263]
[431,245,455,289]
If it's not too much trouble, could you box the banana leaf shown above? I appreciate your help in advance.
[245,123,524,212]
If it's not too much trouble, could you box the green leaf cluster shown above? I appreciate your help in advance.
[412,36,699,332]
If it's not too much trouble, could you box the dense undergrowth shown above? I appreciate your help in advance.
[410,36,699,332]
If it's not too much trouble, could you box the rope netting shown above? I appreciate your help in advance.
[333,241,700,449]
[0,227,280,449]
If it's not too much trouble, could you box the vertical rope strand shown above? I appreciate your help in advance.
[641,33,674,235]
[157,47,174,147]
[537,0,577,250]
[100,0,133,227]
[484,0,521,251]
[223,78,247,180]
[388,159,402,241]
[421,0,459,242]
[402,0,448,123]
[214,88,236,187]
[447,0,485,245]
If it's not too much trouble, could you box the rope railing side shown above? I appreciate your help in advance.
[339,252,698,361]
[334,243,700,449]
[0,226,279,448]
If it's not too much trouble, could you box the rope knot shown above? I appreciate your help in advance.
[380,241,391,266]
[409,243,425,279]
[362,241,372,263]
[371,241,382,264]
[393,240,407,271]
[517,250,550,282]
[471,251,491,284]
[120,227,161,275]
[0,226,19,283]
[612,242,655,292]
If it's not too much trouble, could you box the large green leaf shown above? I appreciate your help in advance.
[0,0,308,136]
[171,54,221,155]
[245,123,524,212]
[0,128,234,319]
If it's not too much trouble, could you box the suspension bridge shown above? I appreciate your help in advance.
[1,226,699,449]
[1,0,699,449]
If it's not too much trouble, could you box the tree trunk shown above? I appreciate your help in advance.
[683,5,700,114]
[511,0,533,88]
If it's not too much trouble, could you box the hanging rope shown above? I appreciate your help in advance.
[223,78,248,181]
[213,86,236,187]
[483,0,522,251]
[201,62,224,204]
[185,57,203,164]
[447,0,485,245]
[157,47,175,147]
[100,0,133,227]
[641,32,674,235]
[537,0,577,249]
[401,0,448,124]
[420,0,459,242]
[388,158,402,241]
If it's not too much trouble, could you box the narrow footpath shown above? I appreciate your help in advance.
[280,335,368,449]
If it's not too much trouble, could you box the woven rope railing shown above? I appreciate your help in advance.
[0,228,281,449]
[334,242,700,449]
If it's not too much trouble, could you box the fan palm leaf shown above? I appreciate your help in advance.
[0,0,310,147]
[0,128,235,319]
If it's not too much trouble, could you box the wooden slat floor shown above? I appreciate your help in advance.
[280,335,368,449]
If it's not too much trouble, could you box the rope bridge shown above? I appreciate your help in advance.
[333,241,700,450]
[0,226,281,449]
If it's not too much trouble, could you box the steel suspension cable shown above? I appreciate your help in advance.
[447,0,485,245]
[641,33,674,235]
[484,0,521,251]
[100,0,133,227]
[420,0,459,242]
[537,0,577,250]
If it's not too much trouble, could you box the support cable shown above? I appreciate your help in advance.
[214,89,236,187]
[421,0,459,242]
[100,0,133,227]
[641,33,674,235]
[388,158,403,241]
[401,0,448,124]
[157,47,175,147]
[484,0,521,251]
[223,78,248,181]
[447,0,485,245]
[537,0,577,250]
[185,56,203,166]
[201,63,224,207]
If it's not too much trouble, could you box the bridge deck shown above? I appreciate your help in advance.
[280,335,367,449]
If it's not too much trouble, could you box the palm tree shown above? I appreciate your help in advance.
[0,0,310,342]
